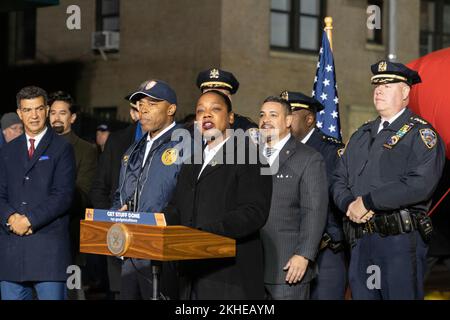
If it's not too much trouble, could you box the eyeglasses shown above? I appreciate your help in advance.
[19,105,47,114]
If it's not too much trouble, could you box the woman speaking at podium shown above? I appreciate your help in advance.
[164,90,272,300]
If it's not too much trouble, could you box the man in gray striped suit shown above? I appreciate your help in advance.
[259,96,328,300]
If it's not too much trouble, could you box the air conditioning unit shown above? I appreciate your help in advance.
[91,31,120,51]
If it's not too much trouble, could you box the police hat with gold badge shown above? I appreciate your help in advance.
[196,68,240,95]
[371,60,421,86]
[280,91,324,113]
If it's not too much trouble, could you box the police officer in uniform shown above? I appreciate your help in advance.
[196,68,257,131]
[284,91,347,300]
[332,61,446,300]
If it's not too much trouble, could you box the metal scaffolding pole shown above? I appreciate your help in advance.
[388,0,398,61]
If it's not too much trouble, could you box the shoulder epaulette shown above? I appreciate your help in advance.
[356,119,375,131]
[321,135,343,145]
[410,116,428,125]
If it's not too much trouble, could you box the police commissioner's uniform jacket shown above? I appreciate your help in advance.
[332,108,445,216]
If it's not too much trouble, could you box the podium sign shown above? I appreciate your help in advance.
[84,208,166,226]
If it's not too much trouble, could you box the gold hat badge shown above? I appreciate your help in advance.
[378,61,387,72]
[210,69,220,79]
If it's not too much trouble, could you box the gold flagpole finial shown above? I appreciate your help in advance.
[324,16,333,51]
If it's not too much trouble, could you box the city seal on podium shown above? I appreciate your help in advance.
[107,223,131,256]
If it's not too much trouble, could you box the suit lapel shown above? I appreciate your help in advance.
[25,128,53,174]
[17,135,29,170]
[197,138,231,183]
[275,136,296,171]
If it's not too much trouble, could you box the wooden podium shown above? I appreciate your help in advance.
[80,220,236,299]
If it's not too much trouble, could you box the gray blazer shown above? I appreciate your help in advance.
[261,136,328,284]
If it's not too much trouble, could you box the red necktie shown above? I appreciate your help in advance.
[28,138,35,159]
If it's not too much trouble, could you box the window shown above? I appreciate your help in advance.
[96,0,120,32]
[420,0,450,55]
[15,8,36,61]
[270,0,325,53]
[367,0,383,45]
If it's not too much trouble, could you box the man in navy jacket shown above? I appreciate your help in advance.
[0,86,75,300]
[112,79,187,300]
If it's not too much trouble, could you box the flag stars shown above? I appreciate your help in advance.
[326,65,333,72]
[320,93,328,101]
[317,121,323,129]
[314,76,318,83]
[317,62,321,69]
[312,90,315,97]
[329,125,336,133]
[319,110,325,115]
[323,79,330,87]
[334,97,339,104]
[320,47,324,54]
[331,111,339,119]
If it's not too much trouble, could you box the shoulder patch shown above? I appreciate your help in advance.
[419,128,437,149]
[161,148,178,165]
[411,117,428,125]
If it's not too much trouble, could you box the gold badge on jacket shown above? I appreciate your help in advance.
[161,148,178,166]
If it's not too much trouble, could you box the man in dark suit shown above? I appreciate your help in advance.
[0,86,76,300]
[164,90,272,300]
[49,91,98,299]
[259,96,328,300]
[287,91,347,300]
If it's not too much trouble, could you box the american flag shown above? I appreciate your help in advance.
[313,31,342,141]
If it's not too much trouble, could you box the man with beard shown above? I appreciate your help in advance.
[258,96,328,299]
[49,91,98,299]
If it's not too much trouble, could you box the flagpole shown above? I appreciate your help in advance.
[324,16,333,51]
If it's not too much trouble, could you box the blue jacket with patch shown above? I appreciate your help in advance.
[112,123,189,213]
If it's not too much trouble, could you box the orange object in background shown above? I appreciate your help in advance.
[408,48,450,159]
